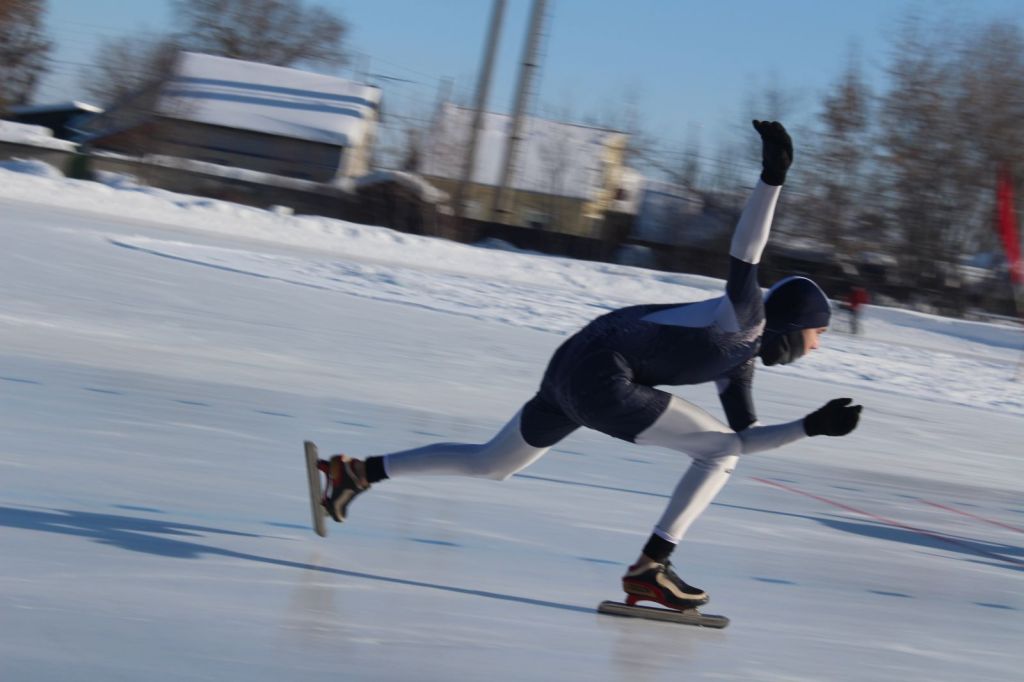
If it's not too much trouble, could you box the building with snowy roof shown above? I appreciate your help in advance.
[2,101,102,141]
[420,103,636,236]
[81,52,381,183]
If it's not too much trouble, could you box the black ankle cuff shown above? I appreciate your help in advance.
[365,456,388,483]
[642,534,675,563]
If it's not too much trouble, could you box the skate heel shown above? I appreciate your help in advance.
[320,454,370,523]
[625,594,640,607]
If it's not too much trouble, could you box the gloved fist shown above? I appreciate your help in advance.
[752,120,793,186]
[803,398,862,437]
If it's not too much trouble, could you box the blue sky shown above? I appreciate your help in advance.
[39,0,1024,151]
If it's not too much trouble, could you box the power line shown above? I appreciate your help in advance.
[48,17,143,31]
[355,50,447,83]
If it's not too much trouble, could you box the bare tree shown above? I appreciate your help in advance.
[877,16,1024,309]
[741,81,802,180]
[667,123,704,190]
[76,37,199,172]
[946,20,1024,314]
[81,33,181,107]
[535,117,575,231]
[0,0,51,110]
[878,19,959,294]
[705,137,745,197]
[796,48,876,254]
[172,0,349,68]
[950,20,1024,248]
[585,86,664,179]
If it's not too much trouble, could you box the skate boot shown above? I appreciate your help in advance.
[622,559,708,610]
[317,454,370,523]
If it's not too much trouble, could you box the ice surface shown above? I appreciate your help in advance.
[1,165,1022,681]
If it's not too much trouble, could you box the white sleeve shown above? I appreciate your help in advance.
[640,296,740,332]
[737,419,806,454]
[729,180,782,264]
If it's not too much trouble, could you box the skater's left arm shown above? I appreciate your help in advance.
[717,360,757,432]
[736,398,864,454]
[719,362,863,453]
[716,364,804,452]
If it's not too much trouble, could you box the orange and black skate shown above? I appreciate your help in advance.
[317,454,370,523]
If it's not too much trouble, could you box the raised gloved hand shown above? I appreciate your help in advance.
[752,120,793,186]
[803,398,862,437]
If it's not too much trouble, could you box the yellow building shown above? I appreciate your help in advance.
[420,103,636,236]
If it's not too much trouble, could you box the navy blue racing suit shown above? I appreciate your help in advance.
[519,182,780,447]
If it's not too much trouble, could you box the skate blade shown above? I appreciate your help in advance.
[304,441,328,537]
[597,600,729,628]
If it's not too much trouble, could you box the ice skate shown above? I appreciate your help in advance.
[318,454,370,523]
[593,561,729,622]
[621,559,709,610]
[597,560,727,628]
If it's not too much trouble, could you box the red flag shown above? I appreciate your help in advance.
[997,166,1022,284]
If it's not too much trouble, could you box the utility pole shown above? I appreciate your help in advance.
[451,0,505,240]
[492,0,549,223]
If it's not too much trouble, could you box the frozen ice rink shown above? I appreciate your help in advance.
[1,165,1022,680]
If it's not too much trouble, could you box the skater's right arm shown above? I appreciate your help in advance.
[638,122,792,333]
[725,121,792,307]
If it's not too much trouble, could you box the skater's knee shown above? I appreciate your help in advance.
[458,444,537,480]
[471,417,549,480]
[476,446,550,480]
[692,453,739,473]
[688,431,742,461]
[484,465,518,481]
[468,457,526,480]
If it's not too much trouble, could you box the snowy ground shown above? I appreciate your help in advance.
[1,162,1022,681]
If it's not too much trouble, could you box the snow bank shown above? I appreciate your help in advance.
[1,160,1022,416]
[0,120,77,151]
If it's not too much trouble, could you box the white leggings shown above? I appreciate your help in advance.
[380,396,806,547]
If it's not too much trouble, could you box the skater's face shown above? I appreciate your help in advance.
[801,327,827,353]
[760,326,828,366]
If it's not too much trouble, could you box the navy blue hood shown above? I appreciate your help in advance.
[759,276,830,366]
[764,276,831,333]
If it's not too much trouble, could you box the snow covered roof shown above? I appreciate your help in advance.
[421,103,626,200]
[158,52,381,148]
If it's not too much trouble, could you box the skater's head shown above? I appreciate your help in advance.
[759,276,831,366]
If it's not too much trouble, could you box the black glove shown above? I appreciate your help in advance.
[803,398,862,437]
[752,120,793,186]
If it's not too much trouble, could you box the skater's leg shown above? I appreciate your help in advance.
[620,395,808,607]
[324,396,577,524]
[632,395,806,548]
[323,413,550,521]
[374,411,546,480]
[608,396,740,607]
[367,395,579,482]
[634,396,742,547]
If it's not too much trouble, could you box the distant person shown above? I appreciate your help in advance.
[843,285,870,335]
[316,121,862,612]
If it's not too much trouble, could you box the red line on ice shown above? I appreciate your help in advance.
[918,499,1024,534]
[752,477,1024,568]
